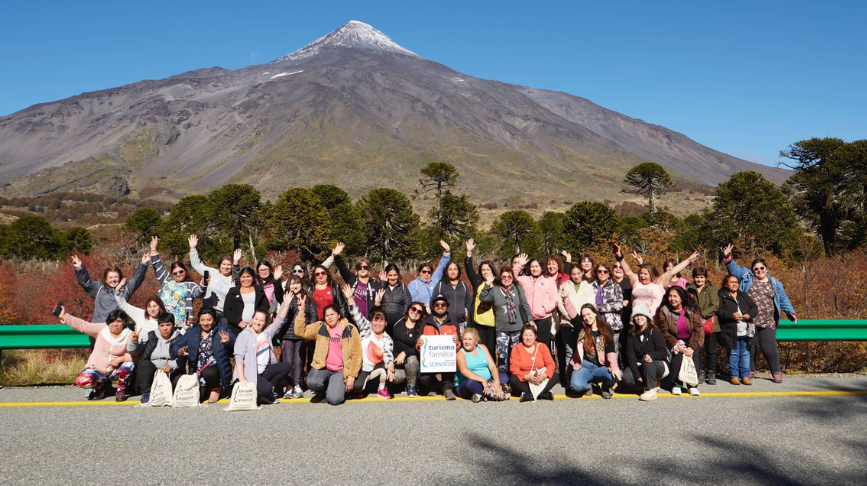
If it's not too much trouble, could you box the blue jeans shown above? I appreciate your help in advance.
[729,337,750,379]
[570,359,615,392]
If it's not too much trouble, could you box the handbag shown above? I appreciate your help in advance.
[148,370,173,407]
[172,374,201,407]
[678,353,699,386]
[224,381,260,412]
[702,316,715,336]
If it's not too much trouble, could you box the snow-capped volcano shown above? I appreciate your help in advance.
[278,20,419,61]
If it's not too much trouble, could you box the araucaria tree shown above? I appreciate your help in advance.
[625,162,674,217]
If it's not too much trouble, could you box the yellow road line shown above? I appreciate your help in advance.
[0,390,864,407]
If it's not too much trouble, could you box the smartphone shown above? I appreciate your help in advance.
[203,270,210,283]
[52,301,65,317]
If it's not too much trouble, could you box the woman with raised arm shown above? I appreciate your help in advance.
[342,284,393,399]
[717,274,758,385]
[379,263,412,336]
[234,305,293,404]
[72,253,149,325]
[688,267,720,384]
[171,307,236,403]
[620,305,670,401]
[256,260,284,310]
[223,267,270,336]
[509,325,558,402]
[57,306,135,401]
[722,244,797,383]
[556,264,594,389]
[464,239,498,355]
[590,262,624,344]
[278,275,317,399]
[408,240,452,305]
[479,267,533,377]
[663,259,690,290]
[148,236,205,328]
[612,243,698,317]
[456,327,507,402]
[433,258,473,331]
[391,303,427,397]
[512,253,560,349]
[293,298,362,405]
[330,242,380,320]
[655,286,704,396]
[128,312,183,404]
[566,303,621,399]
[188,234,237,317]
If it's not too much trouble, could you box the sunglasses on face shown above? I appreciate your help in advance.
[357,265,369,270]
[172,270,185,276]
[753,267,766,272]
[409,307,423,314]
[597,269,609,274]
[292,269,304,274]
[314,271,327,277]
[434,303,447,308]
[420,269,431,275]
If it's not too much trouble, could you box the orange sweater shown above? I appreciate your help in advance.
[509,342,556,382]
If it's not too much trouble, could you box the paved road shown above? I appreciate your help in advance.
[1,375,866,485]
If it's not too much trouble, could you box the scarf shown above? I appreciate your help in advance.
[501,286,518,324]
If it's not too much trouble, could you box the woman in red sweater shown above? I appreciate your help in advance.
[509,324,558,402]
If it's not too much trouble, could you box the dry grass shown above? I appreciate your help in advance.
[0,349,88,386]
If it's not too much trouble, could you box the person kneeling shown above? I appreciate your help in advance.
[234,306,292,405]
[568,304,621,399]
[416,295,460,400]
[456,327,507,402]
[349,300,396,399]
[58,306,135,402]
[128,313,184,404]
[620,306,670,401]
[294,299,361,405]
[170,308,236,403]
[509,325,559,402]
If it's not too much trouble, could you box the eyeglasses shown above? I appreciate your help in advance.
[500,274,513,279]
[292,269,304,274]
[172,270,185,276]
[753,267,766,272]
[420,269,431,275]
[409,307,423,314]
[597,269,609,274]
[357,265,369,270]
[433,302,447,308]
[314,271,327,277]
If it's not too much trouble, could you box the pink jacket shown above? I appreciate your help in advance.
[63,314,133,374]
[513,262,559,319]
[563,298,620,374]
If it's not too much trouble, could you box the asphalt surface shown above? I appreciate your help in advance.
[1,374,866,485]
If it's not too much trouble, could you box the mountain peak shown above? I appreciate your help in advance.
[278,21,419,62]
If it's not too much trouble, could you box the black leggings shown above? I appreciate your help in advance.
[258,362,292,400]
[665,347,701,389]
[473,324,497,357]
[534,316,553,349]
[555,326,578,387]
[621,361,667,391]
[137,360,182,394]
[509,372,559,397]
[751,326,781,374]
[702,331,718,373]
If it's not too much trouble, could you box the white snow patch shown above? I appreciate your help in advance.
[270,70,303,79]
[277,20,419,62]
[452,77,465,82]
[262,72,270,75]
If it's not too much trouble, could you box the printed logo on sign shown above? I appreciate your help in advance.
[419,335,457,373]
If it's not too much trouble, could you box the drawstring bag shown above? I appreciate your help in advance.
[172,374,200,407]
[225,381,260,412]
[678,354,699,386]
[148,370,173,407]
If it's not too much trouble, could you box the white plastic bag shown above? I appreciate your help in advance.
[172,374,200,408]
[678,354,699,387]
[528,367,549,400]
[224,381,260,412]
[148,370,173,407]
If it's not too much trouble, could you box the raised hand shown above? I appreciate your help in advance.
[332,242,345,257]
[218,330,230,343]
[378,270,387,282]
[131,326,141,343]
[149,236,159,254]
[177,346,189,357]
[233,248,243,265]
[273,265,283,281]
[484,272,496,286]
[297,295,306,313]
[465,238,476,256]
[561,250,572,262]
[141,252,150,264]
[688,251,699,263]
[341,283,354,300]
[631,252,644,265]
[374,288,385,306]
[71,255,83,269]
[516,253,529,267]
[188,234,198,250]
[57,305,67,322]
[116,278,127,294]
[440,240,450,253]
[723,243,733,258]
[612,243,622,257]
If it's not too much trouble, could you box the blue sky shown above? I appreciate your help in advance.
[1,0,864,165]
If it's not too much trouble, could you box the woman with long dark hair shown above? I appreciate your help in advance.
[223,266,269,336]
[567,304,621,398]
[149,236,205,328]
[655,286,704,396]
[464,239,498,354]
[479,267,533,377]
[717,274,758,385]
[620,305,670,401]
[171,307,236,403]
[379,263,412,335]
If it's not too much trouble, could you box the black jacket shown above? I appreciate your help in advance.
[433,279,473,325]
[392,317,422,359]
[716,290,758,349]
[334,257,379,319]
[380,282,412,330]
[275,293,318,342]
[624,326,669,382]
[223,286,270,336]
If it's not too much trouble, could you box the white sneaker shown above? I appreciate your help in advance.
[639,388,658,401]
[689,387,700,396]
[671,386,682,396]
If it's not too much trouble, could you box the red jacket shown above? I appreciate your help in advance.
[418,315,460,351]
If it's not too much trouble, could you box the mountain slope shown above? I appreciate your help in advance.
[0,21,788,206]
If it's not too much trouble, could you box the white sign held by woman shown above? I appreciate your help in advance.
[419,335,456,373]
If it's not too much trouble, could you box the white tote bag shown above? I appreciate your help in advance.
[678,354,699,387]
[172,374,201,407]
[527,367,549,400]
[148,370,173,407]
[224,381,260,412]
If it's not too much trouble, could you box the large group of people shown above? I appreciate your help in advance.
[60,234,797,404]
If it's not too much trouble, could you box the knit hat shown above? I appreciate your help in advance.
[631,305,653,323]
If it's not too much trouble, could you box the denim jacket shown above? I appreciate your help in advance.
[725,259,796,323]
